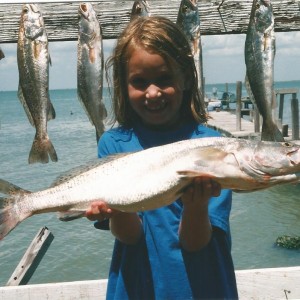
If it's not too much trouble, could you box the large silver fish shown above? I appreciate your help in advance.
[130,0,151,20]
[1,136,300,240]
[176,0,204,99]
[0,47,4,60]
[245,0,284,142]
[17,4,57,164]
[77,2,107,143]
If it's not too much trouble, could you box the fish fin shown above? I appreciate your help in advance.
[51,154,130,186]
[29,137,58,164]
[18,85,35,126]
[49,54,52,66]
[261,121,285,142]
[177,170,215,178]
[0,179,31,195]
[0,196,31,240]
[89,47,96,64]
[47,101,56,121]
[192,147,229,164]
[57,211,86,222]
[77,90,93,125]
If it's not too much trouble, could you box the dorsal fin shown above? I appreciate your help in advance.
[0,179,31,195]
[51,153,131,187]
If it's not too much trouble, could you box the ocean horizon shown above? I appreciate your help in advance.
[0,82,299,286]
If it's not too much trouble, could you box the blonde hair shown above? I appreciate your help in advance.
[106,16,207,127]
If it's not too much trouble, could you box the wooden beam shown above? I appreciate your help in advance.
[0,0,299,43]
[0,267,299,300]
[6,227,54,286]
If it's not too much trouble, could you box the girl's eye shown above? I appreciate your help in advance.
[129,77,147,89]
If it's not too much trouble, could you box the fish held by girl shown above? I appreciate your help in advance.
[77,2,107,142]
[17,4,57,164]
[1,137,300,240]
[245,0,284,142]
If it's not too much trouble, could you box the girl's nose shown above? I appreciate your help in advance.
[146,84,162,99]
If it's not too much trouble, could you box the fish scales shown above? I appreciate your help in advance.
[1,137,300,240]
[17,4,57,164]
[176,0,204,100]
[77,2,107,143]
[245,0,284,142]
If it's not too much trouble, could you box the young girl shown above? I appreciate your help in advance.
[86,16,238,299]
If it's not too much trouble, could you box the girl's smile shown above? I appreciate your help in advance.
[127,48,185,128]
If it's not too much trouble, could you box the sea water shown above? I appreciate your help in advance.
[0,84,299,286]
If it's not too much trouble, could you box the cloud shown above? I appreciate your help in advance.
[0,31,299,91]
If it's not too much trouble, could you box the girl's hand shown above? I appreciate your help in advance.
[181,177,221,209]
[179,177,221,252]
[85,201,120,222]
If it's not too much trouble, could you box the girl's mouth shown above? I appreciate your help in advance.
[144,99,167,112]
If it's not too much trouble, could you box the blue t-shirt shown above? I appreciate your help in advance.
[96,121,238,300]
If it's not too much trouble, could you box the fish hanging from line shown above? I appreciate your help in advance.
[176,0,205,104]
[2,136,300,240]
[17,3,57,164]
[77,2,107,143]
[130,0,151,20]
[245,0,284,142]
[0,47,5,60]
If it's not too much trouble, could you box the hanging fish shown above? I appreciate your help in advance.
[77,2,107,143]
[245,0,284,142]
[0,47,5,60]
[131,0,151,20]
[17,4,57,164]
[176,0,204,100]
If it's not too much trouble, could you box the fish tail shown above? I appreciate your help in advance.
[0,180,32,240]
[29,137,58,164]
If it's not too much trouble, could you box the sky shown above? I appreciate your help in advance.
[0,31,300,92]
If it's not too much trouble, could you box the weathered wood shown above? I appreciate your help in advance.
[6,227,54,286]
[0,0,300,43]
[275,88,300,140]
[291,94,299,140]
[0,267,299,300]
[235,81,242,131]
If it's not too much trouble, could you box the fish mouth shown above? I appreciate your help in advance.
[261,0,271,7]
[79,3,90,20]
[190,0,197,6]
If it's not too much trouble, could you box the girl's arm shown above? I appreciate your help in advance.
[86,201,142,245]
[179,177,221,252]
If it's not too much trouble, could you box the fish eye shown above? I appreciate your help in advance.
[136,7,142,13]
[182,5,189,13]
[256,3,260,9]
[23,7,28,13]
[282,142,293,147]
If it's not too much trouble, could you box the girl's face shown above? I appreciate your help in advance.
[126,48,186,129]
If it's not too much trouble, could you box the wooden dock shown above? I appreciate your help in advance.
[207,110,260,139]
[0,266,299,300]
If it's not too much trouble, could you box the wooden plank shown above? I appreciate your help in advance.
[276,88,300,95]
[6,227,54,286]
[207,110,258,139]
[236,266,300,300]
[0,0,300,43]
[0,267,299,300]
